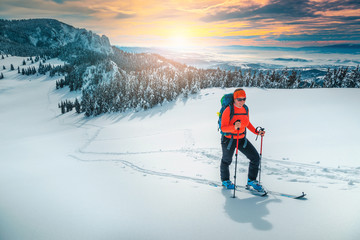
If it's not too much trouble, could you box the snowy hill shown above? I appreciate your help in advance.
[0,55,360,240]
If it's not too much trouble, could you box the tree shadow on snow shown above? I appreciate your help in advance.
[222,188,281,231]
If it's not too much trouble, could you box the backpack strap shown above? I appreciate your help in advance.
[243,129,248,148]
[225,130,247,150]
[244,104,249,115]
[226,104,249,149]
[229,104,234,121]
[232,104,248,116]
[227,135,234,150]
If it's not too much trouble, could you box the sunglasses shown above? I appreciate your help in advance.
[236,98,246,101]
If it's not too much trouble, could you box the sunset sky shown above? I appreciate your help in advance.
[1,0,360,48]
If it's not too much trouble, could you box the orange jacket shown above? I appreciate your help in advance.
[221,105,257,139]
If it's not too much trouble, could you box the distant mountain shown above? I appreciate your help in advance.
[273,58,311,62]
[299,44,360,53]
[0,19,113,56]
[117,46,158,54]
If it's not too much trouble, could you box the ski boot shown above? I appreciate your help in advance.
[246,178,264,192]
[222,180,235,189]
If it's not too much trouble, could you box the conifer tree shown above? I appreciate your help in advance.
[74,98,81,113]
[288,70,298,88]
[61,102,66,114]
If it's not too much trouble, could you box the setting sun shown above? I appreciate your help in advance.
[168,35,192,49]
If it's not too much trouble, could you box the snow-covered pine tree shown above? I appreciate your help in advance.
[280,68,289,88]
[61,102,66,114]
[337,67,348,88]
[323,68,332,88]
[287,70,298,88]
[74,98,81,113]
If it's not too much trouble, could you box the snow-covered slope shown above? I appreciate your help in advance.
[0,56,359,240]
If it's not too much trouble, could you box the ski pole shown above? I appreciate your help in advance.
[259,133,264,184]
[232,121,240,198]
[256,127,265,185]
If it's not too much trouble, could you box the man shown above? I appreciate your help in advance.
[220,88,265,191]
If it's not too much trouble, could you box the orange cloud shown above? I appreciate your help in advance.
[1,0,360,48]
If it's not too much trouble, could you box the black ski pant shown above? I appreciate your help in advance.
[220,135,260,182]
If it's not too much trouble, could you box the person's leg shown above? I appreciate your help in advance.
[238,139,260,181]
[220,136,236,182]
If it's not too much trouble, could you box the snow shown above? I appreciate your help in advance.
[1,55,360,240]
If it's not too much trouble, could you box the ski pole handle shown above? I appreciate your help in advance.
[234,120,241,130]
[255,126,265,141]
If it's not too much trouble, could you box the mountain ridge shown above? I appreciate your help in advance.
[0,18,113,56]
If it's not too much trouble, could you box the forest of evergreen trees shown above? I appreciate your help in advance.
[1,52,359,117]
[77,51,360,116]
[0,55,61,77]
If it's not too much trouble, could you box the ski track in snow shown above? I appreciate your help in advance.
[71,125,360,189]
[69,154,219,187]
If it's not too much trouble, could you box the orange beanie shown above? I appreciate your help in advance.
[233,88,246,99]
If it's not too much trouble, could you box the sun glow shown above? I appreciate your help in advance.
[167,35,192,50]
